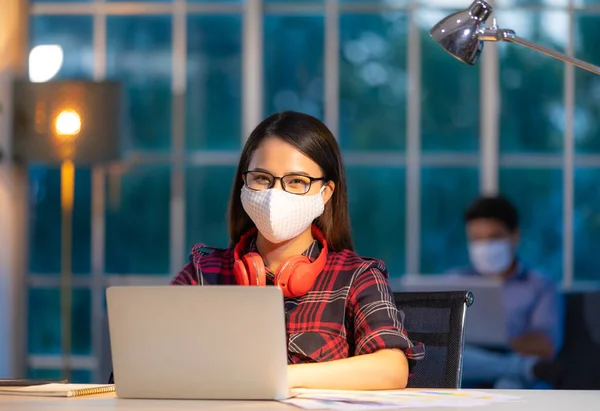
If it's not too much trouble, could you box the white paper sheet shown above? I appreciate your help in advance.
[282,389,522,410]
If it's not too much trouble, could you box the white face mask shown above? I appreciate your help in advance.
[240,185,325,244]
[468,239,514,276]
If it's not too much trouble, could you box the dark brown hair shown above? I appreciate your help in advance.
[228,111,354,252]
[465,195,519,232]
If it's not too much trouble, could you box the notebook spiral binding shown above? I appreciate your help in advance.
[69,385,115,397]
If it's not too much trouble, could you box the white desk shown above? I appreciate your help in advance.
[0,390,599,411]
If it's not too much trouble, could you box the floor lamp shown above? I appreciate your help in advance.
[13,80,121,381]
[429,0,600,76]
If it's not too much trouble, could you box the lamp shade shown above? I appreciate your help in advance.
[13,80,122,164]
[429,0,493,65]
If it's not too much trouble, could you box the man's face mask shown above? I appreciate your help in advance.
[468,238,514,276]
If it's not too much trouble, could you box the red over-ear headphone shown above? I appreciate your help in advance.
[232,225,329,298]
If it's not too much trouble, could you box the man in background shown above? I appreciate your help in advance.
[449,195,564,389]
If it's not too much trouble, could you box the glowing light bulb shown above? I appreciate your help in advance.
[55,109,81,137]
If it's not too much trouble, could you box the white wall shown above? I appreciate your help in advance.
[0,0,28,378]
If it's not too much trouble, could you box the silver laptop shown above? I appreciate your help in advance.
[106,286,290,400]
[398,275,509,347]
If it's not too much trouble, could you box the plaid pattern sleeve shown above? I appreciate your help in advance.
[169,244,233,286]
[348,266,425,364]
[170,262,198,285]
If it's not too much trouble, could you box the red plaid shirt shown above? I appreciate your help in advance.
[171,236,425,369]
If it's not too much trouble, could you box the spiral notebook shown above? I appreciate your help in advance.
[0,383,115,398]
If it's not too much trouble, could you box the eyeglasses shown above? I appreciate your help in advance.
[243,170,325,195]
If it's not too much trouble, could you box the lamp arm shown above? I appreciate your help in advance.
[507,35,600,76]
[479,25,600,76]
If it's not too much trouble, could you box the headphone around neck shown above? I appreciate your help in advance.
[232,225,329,298]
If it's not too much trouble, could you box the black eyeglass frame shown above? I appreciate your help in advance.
[242,170,326,195]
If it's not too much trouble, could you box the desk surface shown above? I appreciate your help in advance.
[1,389,599,411]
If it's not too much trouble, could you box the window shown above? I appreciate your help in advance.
[264,14,325,119]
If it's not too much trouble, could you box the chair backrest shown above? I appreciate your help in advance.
[551,291,600,390]
[394,291,473,389]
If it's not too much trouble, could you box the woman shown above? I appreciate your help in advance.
[171,111,424,390]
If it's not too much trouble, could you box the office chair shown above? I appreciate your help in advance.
[543,291,600,390]
[394,291,473,388]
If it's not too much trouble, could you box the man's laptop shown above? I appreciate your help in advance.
[398,274,509,347]
[106,286,290,400]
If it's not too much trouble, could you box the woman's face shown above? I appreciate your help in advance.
[246,136,335,202]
